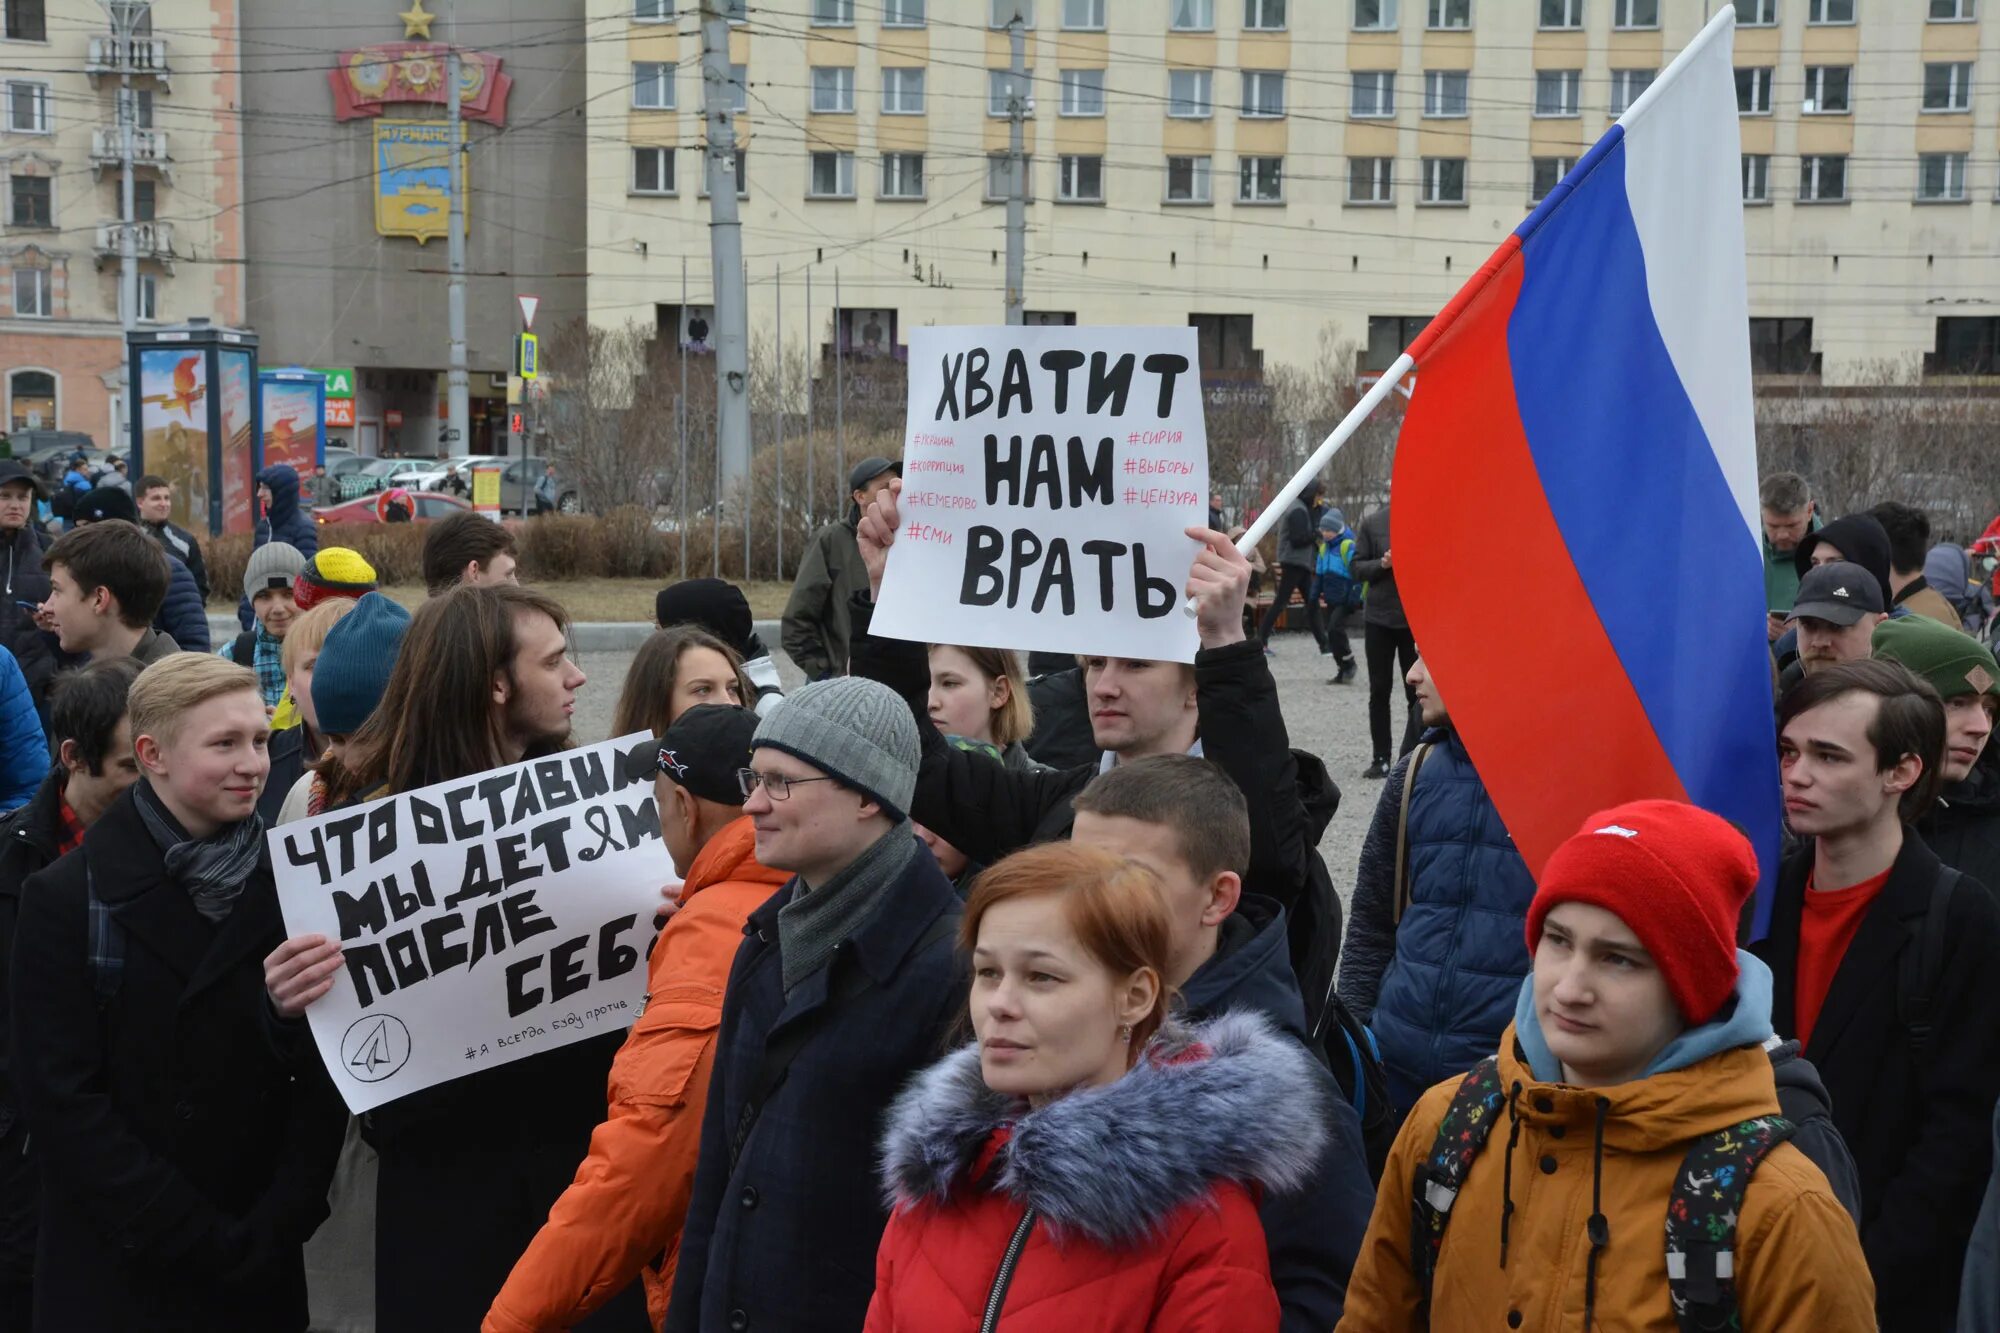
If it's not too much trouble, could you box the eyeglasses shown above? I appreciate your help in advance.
[736,768,839,801]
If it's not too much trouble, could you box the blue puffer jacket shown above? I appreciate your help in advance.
[0,646,47,812]
[239,465,318,629]
[1335,728,1538,1114]
[154,550,210,654]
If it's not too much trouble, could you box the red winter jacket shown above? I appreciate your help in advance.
[864,1011,1328,1333]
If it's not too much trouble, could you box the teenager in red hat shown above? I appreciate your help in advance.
[1339,799,1873,1333]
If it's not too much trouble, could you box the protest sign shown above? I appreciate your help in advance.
[271,735,671,1113]
[870,326,1210,663]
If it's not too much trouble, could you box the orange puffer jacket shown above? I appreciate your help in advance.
[484,816,790,1333]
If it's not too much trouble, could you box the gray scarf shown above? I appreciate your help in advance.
[776,825,920,995]
[134,781,266,924]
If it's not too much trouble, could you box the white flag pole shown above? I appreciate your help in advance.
[1234,351,1414,554]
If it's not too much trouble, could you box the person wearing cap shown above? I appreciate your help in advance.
[1782,559,1887,695]
[221,540,305,708]
[135,474,209,605]
[0,459,58,714]
[658,576,785,715]
[280,591,410,825]
[1340,799,1876,1333]
[664,678,963,1333]
[1755,659,2000,1330]
[1258,478,1326,655]
[293,547,378,612]
[1873,616,2000,895]
[1312,506,1360,685]
[39,519,178,665]
[1774,510,1899,676]
[69,486,210,653]
[489,706,791,1333]
[781,456,900,682]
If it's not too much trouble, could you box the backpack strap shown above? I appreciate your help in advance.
[84,863,122,1010]
[1392,742,1436,926]
[1410,1055,1507,1306]
[1898,868,1959,1061]
[1666,1114,1795,1333]
[229,629,256,667]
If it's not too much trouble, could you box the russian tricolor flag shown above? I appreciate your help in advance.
[1391,8,1784,933]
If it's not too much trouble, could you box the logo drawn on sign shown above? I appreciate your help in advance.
[341,1014,413,1083]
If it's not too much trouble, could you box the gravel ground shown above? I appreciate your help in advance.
[572,623,1398,914]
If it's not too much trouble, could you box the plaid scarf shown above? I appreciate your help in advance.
[252,624,286,707]
[132,781,266,924]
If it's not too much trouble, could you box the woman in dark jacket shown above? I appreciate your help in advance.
[866,843,1326,1332]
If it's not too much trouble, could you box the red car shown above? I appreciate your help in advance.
[313,489,473,525]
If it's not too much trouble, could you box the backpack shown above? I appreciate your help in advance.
[1411,1055,1795,1333]
[1315,535,1364,610]
[227,629,256,667]
[1311,985,1396,1182]
[1898,867,1959,1060]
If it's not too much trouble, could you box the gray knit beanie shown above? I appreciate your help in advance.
[243,541,306,595]
[751,677,919,821]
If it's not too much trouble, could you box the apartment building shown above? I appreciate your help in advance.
[0,0,244,443]
[584,0,2000,390]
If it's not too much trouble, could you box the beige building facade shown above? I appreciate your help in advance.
[0,0,245,445]
[584,0,1999,390]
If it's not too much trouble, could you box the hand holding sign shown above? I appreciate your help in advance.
[1184,527,1252,651]
[857,478,903,603]
[266,933,344,1019]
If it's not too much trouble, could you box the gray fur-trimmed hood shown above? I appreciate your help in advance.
[877,1009,1329,1249]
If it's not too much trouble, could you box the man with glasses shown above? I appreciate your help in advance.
[666,678,962,1333]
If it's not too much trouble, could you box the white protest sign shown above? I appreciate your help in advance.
[271,735,671,1113]
[870,325,1209,663]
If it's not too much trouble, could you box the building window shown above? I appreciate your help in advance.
[1736,67,1773,115]
[1060,68,1106,117]
[1352,0,1393,30]
[9,175,49,227]
[137,271,156,321]
[1741,153,1769,202]
[1535,70,1580,117]
[812,66,855,113]
[11,266,48,317]
[7,369,53,429]
[988,69,1032,117]
[1933,317,2000,374]
[134,89,153,128]
[812,0,853,22]
[1238,155,1283,202]
[1609,68,1655,114]
[1364,315,1428,371]
[1749,318,1816,374]
[810,150,856,198]
[882,67,926,115]
[3,0,45,42]
[1428,0,1470,28]
[1923,62,1972,112]
[984,153,1033,200]
[1531,155,1573,201]
[1348,156,1393,203]
[1807,0,1853,22]
[1169,69,1213,118]
[1930,0,1976,17]
[729,62,748,112]
[634,0,673,20]
[879,152,924,198]
[1918,152,1968,201]
[698,149,747,197]
[632,146,675,195]
[132,177,154,221]
[1421,156,1465,203]
[1242,70,1285,117]
[990,0,1034,27]
[1802,65,1850,113]
[1246,0,1287,31]
[1424,70,1468,117]
[1172,0,1215,29]
[1735,0,1777,23]
[1166,155,1212,203]
[1798,154,1846,201]
[1061,0,1104,29]
[632,62,674,110]
[4,82,48,134]
[1191,314,1258,372]
[1614,0,1657,28]
[883,0,926,26]
[1540,0,1582,25]
[1058,154,1104,201]
[1351,71,1395,117]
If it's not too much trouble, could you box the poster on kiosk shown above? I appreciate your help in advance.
[127,320,262,538]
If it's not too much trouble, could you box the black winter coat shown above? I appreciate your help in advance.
[846,593,1344,1019]
[1023,665,1098,770]
[7,788,345,1331]
[1351,506,1406,630]
[239,466,318,630]
[0,766,63,1295]
[1754,833,2000,1333]
[665,837,963,1333]
[1920,744,2000,897]
[1181,898,1375,1331]
[0,525,55,713]
[154,549,210,654]
[143,517,209,604]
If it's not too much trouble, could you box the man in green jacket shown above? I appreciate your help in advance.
[1762,470,1820,639]
[782,457,899,681]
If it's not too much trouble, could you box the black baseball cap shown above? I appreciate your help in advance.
[848,456,900,491]
[619,704,761,805]
[1790,560,1886,626]
[72,486,139,524]
[0,460,33,490]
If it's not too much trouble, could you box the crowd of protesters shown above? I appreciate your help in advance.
[0,453,1994,1333]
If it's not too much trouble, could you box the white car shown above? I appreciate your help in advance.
[425,454,503,492]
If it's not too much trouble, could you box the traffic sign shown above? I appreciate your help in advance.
[517,294,539,330]
[517,332,539,381]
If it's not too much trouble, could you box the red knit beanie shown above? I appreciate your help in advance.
[1523,799,1759,1025]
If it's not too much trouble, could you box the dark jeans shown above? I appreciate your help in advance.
[1313,578,1357,665]
[1258,565,1321,648]
[1365,621,1421,763]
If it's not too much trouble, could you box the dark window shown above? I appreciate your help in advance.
[10,175,50,227]
[1748,317,1817,374]
[1189,313,1259,372]
[132,177,155,221]
[5,0,47,41]
[1365,315,1429,372]
[1931,317,2000,375]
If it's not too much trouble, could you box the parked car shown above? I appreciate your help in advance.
[313,490,472,525]
[431,454,503,494]
[337,456,443,501]
[497,455,578,515]
[15,434,107,481]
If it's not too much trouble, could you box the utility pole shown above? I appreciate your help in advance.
[444,21,469,459]
[774,260,783,580]
[701,0,750,509]
[1004,5,1027,324]
[104,2,143,434]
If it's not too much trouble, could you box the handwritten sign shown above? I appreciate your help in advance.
[272,736,670,1112]
[871,326,1209,663]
